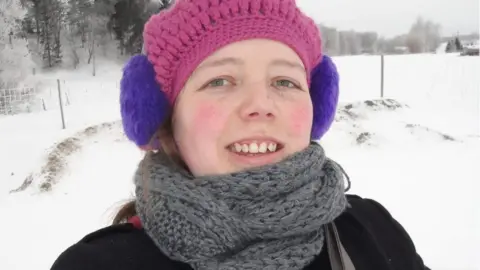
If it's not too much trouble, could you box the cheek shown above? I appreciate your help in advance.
[288,101,313,137]
[190,102,225,135]
[175,100,228,175]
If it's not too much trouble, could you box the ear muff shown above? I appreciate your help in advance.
[309,55,340,140]
[120,54,170,149]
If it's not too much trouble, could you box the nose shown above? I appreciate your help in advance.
[238,81,277,121]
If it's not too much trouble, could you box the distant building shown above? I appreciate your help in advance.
[461,39,479,48]
[392,46,409,54]
[461,39,479,56]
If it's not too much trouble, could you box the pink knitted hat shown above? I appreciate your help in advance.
[143,0,322,103]
[120,0,340,149]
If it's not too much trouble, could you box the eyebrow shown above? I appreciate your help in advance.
[196,57,244,71]
[194,57,305,73]
[269,59,306,73]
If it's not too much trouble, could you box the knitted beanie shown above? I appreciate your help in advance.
[120,0,340,149]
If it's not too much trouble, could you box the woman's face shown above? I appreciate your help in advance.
[172,39,313,176]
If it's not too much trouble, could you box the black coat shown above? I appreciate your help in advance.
[50,195,430,270]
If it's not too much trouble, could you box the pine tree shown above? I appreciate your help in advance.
[68,0,92,48]
[111,0,173,55]
[39,0,53,67]
[446,40,453,52]
[36,0,64,67]
[454,37,463,51]
[24,0,42,43]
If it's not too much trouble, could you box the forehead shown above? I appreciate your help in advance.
[199,39,305,68]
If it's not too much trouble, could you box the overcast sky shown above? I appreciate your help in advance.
[296,0,479,37]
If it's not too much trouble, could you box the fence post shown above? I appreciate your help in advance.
[57,79,66,129]
[477,82,480,136]
[380,54,384,98]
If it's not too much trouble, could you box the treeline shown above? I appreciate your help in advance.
[1,0,478,78]
[4,0,172,70]
[320,17,446,55]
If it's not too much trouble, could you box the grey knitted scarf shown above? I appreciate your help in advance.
[135,143,348,270]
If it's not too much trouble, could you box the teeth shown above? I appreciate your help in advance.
[249,143,259,153]
[230,142,278,154]
[234,143,242,152]
[258,142,267,153]
[268,143,277,152]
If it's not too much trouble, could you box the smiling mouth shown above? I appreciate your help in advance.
[227,141,284,156]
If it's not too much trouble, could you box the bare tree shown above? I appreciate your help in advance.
[0,0,26,43]
[360,32,378,54]
[406,17,441,53]
[0,0,29,88]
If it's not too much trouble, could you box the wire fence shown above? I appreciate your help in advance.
[0,87,40,115]
[0,77,121,135]
[0,82,120,115]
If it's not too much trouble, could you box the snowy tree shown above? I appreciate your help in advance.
[445,40,455,52]
[0,0,31,89]
[360,32,378,54]
[454,37,463,51]
[35,0,65,67]
[319,25,341,56]
[22,0,65,68]
[0,0,26,44]
[67,0,92,48]
[406,17,441,53]
[318,24,380,56]
[340,31,361,55]
[111,0,173,55]
[60,0,92,69]
[0,37,35,88]
[22,0,42,43]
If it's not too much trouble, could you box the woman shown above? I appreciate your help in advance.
[51,0,429,269]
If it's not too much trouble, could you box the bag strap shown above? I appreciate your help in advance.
[325,223,355,270]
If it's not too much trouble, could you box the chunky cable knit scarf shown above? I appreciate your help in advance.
[135,143,348,270]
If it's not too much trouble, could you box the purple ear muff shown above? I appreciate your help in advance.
[120,54,170,148]
[309,55,340,140]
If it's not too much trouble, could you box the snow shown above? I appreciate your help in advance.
[1,54,479,270]
[323,99,480,270]
[465,42,479,50]
[436,42,448,54]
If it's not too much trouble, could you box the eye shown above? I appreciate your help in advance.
[273,79,301,90]
[208,78,232,88]
[198,77,236,91]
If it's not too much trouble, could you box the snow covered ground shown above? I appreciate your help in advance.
[0,54,479,270]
